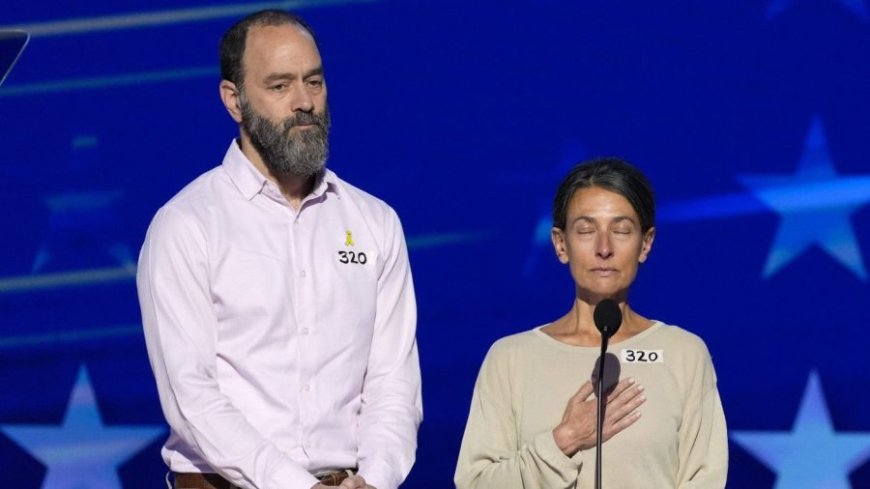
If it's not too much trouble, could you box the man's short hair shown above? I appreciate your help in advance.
[219,9,319,88]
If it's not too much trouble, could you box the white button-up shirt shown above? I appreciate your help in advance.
[137,141,422,489]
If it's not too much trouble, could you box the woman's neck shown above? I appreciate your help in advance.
[542,299,652,347]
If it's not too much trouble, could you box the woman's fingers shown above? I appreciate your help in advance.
[605,378,637,403]
[602,382,646,440]
[604,408,643,438]
[571,380,595,403]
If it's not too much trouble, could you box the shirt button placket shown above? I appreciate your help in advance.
[293,213,316,455]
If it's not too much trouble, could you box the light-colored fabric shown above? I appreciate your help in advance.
[137,140,422,489]
[455,321,727,489]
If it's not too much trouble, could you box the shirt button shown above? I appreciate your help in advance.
[300,270,307,278]
[302,384,311,392]
[300,327,310,335]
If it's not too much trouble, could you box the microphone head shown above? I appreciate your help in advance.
[593,298,622,339]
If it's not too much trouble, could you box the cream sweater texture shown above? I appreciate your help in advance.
[454,321,727,489]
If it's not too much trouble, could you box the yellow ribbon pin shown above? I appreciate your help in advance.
[345,230,355,247]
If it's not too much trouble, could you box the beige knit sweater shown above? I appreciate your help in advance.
[455,321,727,489]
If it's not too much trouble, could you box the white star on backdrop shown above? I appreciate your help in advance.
[731,371,870,488]
[737,117,870,281]
[0,365,165,489]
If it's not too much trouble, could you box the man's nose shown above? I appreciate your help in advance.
[290,83,314,112]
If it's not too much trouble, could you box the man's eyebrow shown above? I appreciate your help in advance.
[263,66,324,83]
[304,67,324,78]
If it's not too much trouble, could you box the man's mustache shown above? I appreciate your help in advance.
[282,112,328,131]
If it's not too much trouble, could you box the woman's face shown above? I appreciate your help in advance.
[551,186,655,301]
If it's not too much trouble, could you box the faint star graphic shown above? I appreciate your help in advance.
[523,139,588,275]
[737,117,870,281]
[767,0,868,19]
[31,135,133,273]
[731,371,870,489]
[0,365,165,489]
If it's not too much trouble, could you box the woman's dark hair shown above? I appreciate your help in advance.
[552,157,655,233]
[219,10,318,88]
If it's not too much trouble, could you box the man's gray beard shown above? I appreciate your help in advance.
[239,93,331,178]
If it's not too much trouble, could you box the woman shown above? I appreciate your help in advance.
[454,158,727,488]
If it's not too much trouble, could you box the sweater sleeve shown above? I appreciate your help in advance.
[454,343,585,489]
[676,340,728,488]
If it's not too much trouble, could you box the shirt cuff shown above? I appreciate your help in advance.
[358,460,399,489]
[265,463,319,489]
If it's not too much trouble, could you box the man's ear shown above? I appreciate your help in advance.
[220,80,243,123]
[639,227,656,263]
[551,228,569,264]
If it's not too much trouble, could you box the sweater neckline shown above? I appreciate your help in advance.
[532,320,664,352]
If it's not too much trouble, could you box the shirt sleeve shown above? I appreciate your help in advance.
[355,208,423,489]
[676,342,729,488]
[454,345,585,489]
[137,206,318,489]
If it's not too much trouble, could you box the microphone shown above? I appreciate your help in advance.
[593,298,622,340]
[592,298,622,489]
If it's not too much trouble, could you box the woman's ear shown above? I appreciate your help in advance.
[551,228,569,264]
[639,227,656,263]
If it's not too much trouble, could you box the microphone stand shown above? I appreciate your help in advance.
[595,330,609,489]
[592,298,621,489]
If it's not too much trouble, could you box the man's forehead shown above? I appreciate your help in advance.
[242,23,322,75]
[246,23,316,48]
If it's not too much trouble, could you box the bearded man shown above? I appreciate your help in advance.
[136,10,422,489]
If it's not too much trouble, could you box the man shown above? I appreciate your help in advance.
[136,10,422,489]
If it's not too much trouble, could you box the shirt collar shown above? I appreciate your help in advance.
[222,139,339,201]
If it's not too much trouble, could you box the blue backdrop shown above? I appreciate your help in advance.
[2,1,870,487]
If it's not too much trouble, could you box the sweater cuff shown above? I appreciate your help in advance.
[535,431,584,472]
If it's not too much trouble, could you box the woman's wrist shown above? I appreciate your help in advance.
[553,423,579,456]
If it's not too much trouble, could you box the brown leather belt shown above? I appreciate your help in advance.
[174,470,356,488]
[173,473,234,489]
[315,469,356,486]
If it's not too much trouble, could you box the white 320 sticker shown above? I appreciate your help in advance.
[621,349,664,363]
[337,250,368,265]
